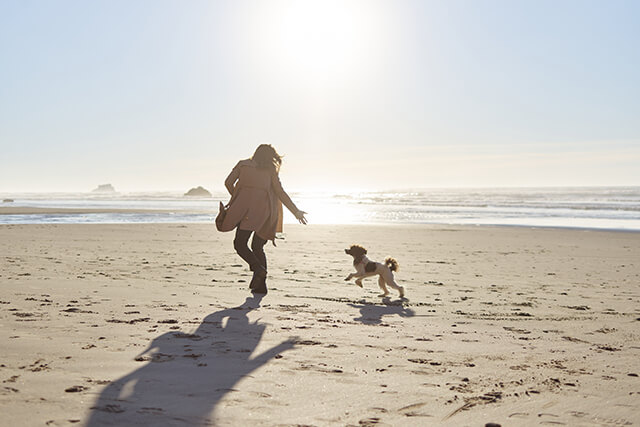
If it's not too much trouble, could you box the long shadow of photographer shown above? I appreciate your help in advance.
[86,295,295,426]
[348,297,415,325]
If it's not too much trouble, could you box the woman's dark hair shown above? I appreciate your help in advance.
[252,144,282,173]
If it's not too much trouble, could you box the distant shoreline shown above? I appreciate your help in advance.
[1,187,638,231]
[0,207,190,215]
[1,218,639,234]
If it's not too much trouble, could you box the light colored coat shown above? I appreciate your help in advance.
[219,159,297,241]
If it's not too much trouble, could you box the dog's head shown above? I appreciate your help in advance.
[345,244,367,259]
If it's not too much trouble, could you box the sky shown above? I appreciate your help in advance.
[1,0,639,192]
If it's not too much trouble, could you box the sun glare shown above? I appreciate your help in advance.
[249,1,384,86]
[282,193,362,225]
[276,3,359,78]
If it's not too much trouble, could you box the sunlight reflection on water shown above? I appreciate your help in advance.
[1,187,640,231]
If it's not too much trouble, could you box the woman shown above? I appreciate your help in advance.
[218,144,307,294]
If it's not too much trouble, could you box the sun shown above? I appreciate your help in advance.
[247,1,385,86]
[276,2,362,79]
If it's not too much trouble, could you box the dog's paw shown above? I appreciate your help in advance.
[398,287,405,298]
[355,280,363,288]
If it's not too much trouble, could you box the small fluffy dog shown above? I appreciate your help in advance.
[344,244,405,298]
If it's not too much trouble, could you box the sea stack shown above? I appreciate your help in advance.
[184,186,212,197]
[92,184,116,193]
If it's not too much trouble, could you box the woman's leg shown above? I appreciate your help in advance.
[250,234,268,294]
[233,229,262,270]
[250,234,268,271]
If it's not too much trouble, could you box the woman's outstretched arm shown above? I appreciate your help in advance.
[272,174,307,224]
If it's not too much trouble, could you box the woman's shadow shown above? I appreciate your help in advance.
[86,295,296,426]
[348,297,415,325]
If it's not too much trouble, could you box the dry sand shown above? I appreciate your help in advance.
[1,223,639,426]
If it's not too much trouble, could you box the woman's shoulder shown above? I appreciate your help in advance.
[236,159,256,168]
[237,159,278,176]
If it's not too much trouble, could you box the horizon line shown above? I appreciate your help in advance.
[2,184,640,195]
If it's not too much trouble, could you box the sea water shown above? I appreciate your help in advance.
[1,187,639,231]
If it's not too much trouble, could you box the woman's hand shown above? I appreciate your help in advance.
[295,210,308,225]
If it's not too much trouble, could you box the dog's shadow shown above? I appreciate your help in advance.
[348,297,415,325]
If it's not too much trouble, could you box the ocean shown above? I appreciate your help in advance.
[1,187,639,231]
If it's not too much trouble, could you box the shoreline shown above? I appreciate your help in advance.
[1,212,639,233]
[2,186,639,233]
[0,207,208,215]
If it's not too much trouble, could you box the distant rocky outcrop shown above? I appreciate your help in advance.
[92,184,116,193]
[184,186,212,197]
[2,199,14,203]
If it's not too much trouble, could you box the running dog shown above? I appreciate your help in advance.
[344,244,405,297]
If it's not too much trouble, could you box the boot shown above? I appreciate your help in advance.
[249,271,262,290]
[251,274,267,294]
[249,264,266,291]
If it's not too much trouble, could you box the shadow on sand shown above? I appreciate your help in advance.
[86,295,295,426]
[348,297,415,325]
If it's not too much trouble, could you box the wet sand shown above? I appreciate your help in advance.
[1,223,639,426]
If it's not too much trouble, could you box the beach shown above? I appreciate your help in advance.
[1,223,639,426]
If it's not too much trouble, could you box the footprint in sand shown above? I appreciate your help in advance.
[398,402,433,418]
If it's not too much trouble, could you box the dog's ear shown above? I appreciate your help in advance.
[351,244,366,256]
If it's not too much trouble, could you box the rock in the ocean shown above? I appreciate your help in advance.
[184,186,212,197]
[2,199,14,203]
[92,184,116,193]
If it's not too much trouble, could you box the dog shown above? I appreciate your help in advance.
[344,244,405,298]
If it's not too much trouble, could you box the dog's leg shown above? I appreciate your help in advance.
[377,275,390,297]
[351,271,376,288]
[346,272,365,287]
[383,270,404,297]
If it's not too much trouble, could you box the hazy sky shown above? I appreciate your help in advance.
[1,0,639,192]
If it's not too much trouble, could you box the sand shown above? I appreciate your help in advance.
[1,223,639,426]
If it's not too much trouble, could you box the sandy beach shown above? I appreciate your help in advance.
[1,223,639,426]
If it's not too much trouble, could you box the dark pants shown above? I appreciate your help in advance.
[233,229,267,271]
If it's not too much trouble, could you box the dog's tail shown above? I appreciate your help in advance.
[385,257,399,272]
